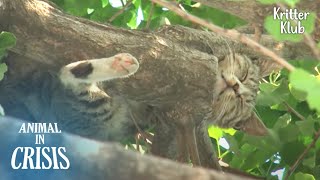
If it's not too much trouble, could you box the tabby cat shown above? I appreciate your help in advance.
[210,53,272,135]
[0,50,279,170]
[152,52,282,169]
[58,51,280,168]
[196,52,281,169]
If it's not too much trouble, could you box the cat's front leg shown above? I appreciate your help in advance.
[196,124,222,170]
[59,53,139,87]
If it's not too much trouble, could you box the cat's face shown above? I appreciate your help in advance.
[212,53,280,136]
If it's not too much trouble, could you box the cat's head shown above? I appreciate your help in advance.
[212,53,282,136]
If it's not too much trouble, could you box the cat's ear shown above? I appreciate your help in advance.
[254,59,283,77]
[241,112,268,136]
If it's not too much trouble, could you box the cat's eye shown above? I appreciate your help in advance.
[221,72,225,80]
[240,69,248,82]
[234,122,242,130]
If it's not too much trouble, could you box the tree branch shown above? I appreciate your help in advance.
[284,128,320,180]
[108,0,133,23]
[152,0,295,71]
[0,116,255,180]
[0,0,314,108]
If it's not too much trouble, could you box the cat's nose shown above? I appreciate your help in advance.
[225,78,240,93]
[232,83,240,91]
[225,78,237,88]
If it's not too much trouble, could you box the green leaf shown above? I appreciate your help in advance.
[164,11,191,27]
[273,113,291,130]
[0,104,4,115]
[241,149,271,170]
[295,117,315,136]
[244,131,281,152]
[208,126,223,140]
[63,0,101,17]
[279,124,300,142]
[256,91,281,106]
[0,63,7,81]
[0,32,16,50]
[294,172,315,180]
[257,0,278,4]
[230,143,255,168]
[189,6,246,29]
[101,0,108,7]
[290,68,320,112]
[125,10,137,28]
[0,49,6,62]
[264,12,316,42]
[280,141,304,165]
[90,5,118,22]
[289,69,313,88]
[222,128,236,136]
[289,60,319,73]
[302,151,315,168]
[284,0,300,7]
[289,84,307,101]
[303,13,316,34]
[316,138,320,150]
[223,134,240,153]
[257,80,291,107]
[259,83,278,93]
[307,90,320,112]
[255,106,282,128]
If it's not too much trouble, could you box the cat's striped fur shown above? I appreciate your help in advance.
[51,53,150,141]
[209,53,268,135]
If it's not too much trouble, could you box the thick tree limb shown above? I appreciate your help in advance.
[0,116,254,180]
[0,0,315,104]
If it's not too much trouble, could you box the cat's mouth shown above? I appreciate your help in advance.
[218,75,241,98]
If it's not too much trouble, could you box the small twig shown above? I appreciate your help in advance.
[135,133,141,151]
[221,166,265,180]
[145,2,155,29]
[253,23,262,42]
[303,34,320,60]
[151,0,295,72]
[277,3,320,61]
[283,102,306,121]
[108,0,133,23]
[129,110,153,142]
[120,0,125,7]
[284,128,320,180]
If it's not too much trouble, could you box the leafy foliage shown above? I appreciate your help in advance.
[258,0,300,7]
[0,31,16,115]
[50,0,320,179]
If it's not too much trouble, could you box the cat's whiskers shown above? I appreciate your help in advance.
[226,40,236,77]
[215,94,232,120]
[238,95,244,109]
